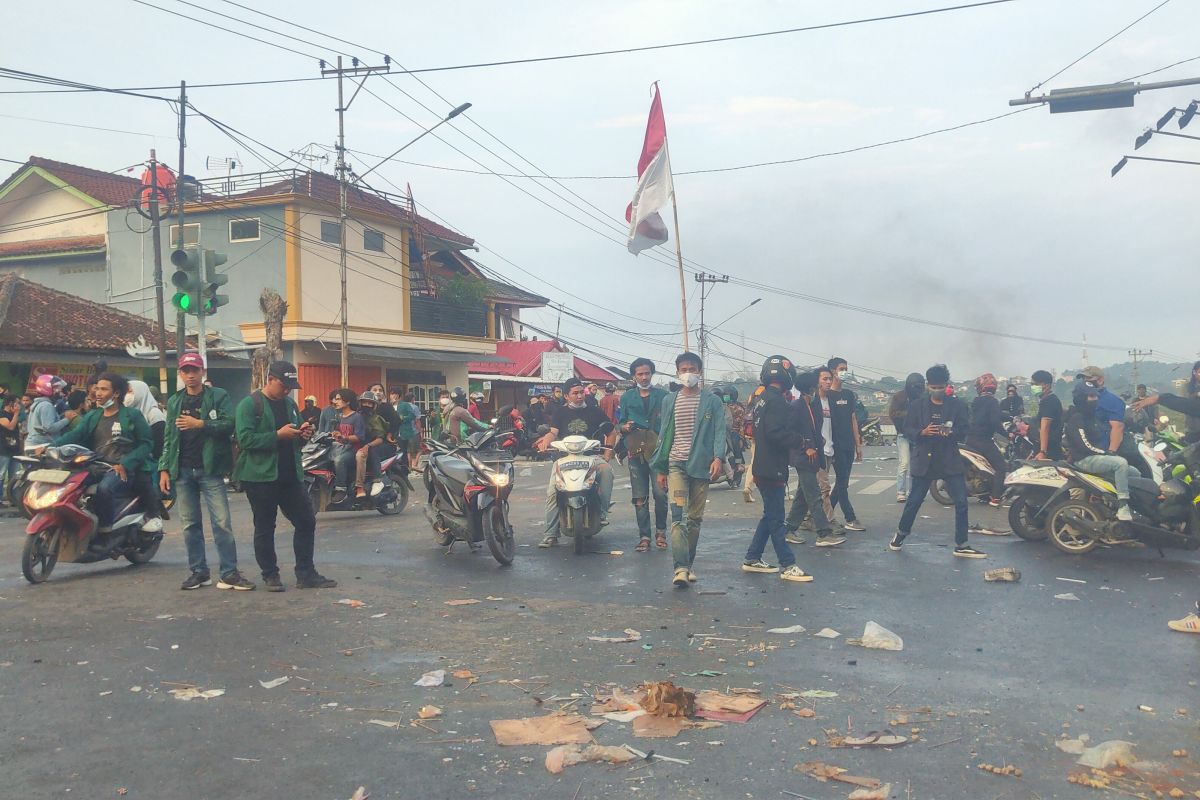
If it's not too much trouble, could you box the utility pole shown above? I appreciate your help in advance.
[148,149,168,396]
[321,57,391,386]
[1129,348,1153,387]
[694,272,728,368]
[175,81,187,370]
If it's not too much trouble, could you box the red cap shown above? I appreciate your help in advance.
[178,352,205,370]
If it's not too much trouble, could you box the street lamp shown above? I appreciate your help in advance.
[1111,154,1200,178]
[1010,78,1200,113]
[353,102,472,184]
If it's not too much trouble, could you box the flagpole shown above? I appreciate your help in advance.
[664,137,690,352]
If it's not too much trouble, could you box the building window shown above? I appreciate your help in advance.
[363,229,384,252]
[229,218,260,242]
[320,220,341,244]
[167,223,200,246]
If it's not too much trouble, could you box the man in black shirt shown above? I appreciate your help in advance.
[1030,370,1063,461]
[535,378,615,547]
[890,364,986,559]
[826,357,865,532]
[999,385,1025,417]
[965,373,1007,507]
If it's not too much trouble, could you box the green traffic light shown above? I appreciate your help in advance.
[172,291,191,311]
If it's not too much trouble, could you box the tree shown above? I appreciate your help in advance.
[251,289,287,392]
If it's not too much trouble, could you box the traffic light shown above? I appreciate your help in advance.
[202,250,229,314]
[170,247,203,315]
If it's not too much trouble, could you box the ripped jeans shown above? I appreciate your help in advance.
[667,462,709,571]
[628,454,667,539]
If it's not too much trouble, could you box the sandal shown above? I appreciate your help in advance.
[636,537,651,553]
[655,531,668,550]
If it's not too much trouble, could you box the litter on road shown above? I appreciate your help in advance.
[414,669,446,687]
[490,713,596,746]
[444,599,481,606]
[984,567,1021,583]
[587,628,642,643]
[168,687,225,701]
[814,628,841,639]
[766,625,807,634]
[1055,593,1081,601]
[258,676,290,689]
[545,743,637,774]
[850,621,904,651]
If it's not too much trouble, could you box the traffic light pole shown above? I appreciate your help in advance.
[175,80,187,376]
[149,149,169,397]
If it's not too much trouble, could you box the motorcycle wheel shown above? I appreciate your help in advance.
[308,482,324,515]
[22,528,59,583]
[1045,498,1101,555]
[928,480,953,506]
[1008,494,1048,541]
[377,478,409,516]
[482,502,515,566]
[126,537,161,565]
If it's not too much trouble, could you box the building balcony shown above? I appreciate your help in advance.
[409,296,488,338]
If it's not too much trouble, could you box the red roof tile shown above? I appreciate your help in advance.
[0,235,105,259]
[22,156,142,208]
[468,339,617,381]
[0,273,157,355]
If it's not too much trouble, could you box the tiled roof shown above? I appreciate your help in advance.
[0,273,157,354]
[21,156,142,207]
[0,235,105,259]
[468,339,617,381]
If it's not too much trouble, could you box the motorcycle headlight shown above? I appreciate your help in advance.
[486,469,510,488]
[26,483,68,511]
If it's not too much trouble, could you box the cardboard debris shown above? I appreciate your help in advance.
[414,669,445,687]
[545,744,638,774]
[984,567,1021,583]
[848,785,892,800]
[641,681,696,717]
[799,690,838,699]
[591,690,644,715]
[631,715,723,739]
[444,599,481,606]
[767,625,807,634]
[795,761,883,790]
[587,628,643,643]
[814,628,841,639]
[168,687,225,701]
[694,690,767,723]
[258,676,290,689]
[418,705,442,719]
[490,714,596,746]
[451,669,476,680]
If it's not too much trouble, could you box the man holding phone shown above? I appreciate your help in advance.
[234,361,336,591]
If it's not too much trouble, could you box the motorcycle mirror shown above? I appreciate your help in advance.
[1155,441,1169,452]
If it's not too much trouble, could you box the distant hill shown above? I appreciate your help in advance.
[1073,360,1192,395]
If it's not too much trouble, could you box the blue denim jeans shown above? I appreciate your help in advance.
[94,470,156,528]
[896,436,911,495]
[899,473,969,545]
[332,445,355,490]
[744,481,795,568]
[668,462,708,570]
[628,454,667,539]
[176,467,239,578]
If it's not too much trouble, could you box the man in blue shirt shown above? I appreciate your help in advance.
[1078,366,1148,476]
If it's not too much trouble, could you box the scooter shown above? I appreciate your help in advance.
[1003,460,1070,541]
[423,427,518,565]
[929,446,997,506]
[302,432,410,516]
[550,422,614,554]
[21,444,161,583]
[9,452,41,519]
[860,417,887,446]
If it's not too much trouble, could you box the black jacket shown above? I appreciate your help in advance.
[751,386,799,483]
[904,394,968,478]
[1064,405,1107,461]
[787,394,827,472]
[999,395,1024,417]
[967,395,1005,441]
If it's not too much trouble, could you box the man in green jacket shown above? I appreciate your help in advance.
[159,353,253,591]
[651,352,727,589]
[619,357,669,552]
[53,372,158,532]
[233,361,336,592]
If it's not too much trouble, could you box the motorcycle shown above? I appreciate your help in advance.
[1003,460,1070,541]
[550,422,614,554]
[860,417,887,447]
[9,452,41,518]
[928,446,998,506]
[302,431,411,516]
[1002,416,1037,463]
[20,444,161,583]
[423,427,518,565]
[1041,441,1200,556]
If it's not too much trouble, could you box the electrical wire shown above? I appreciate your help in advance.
[1119,54,1200,82]
[0,112,165,138]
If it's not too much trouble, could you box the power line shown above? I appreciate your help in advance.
[126,0,323,61]
[1119,54,1200,82]
[0,112,165,138]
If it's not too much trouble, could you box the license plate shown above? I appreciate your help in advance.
[28,469,70,484]
[558,460,591,471]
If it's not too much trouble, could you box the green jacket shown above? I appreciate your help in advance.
[54,405,154,474]
[158,386,235,479]
[650,389,728,479]
[233,391,304,483]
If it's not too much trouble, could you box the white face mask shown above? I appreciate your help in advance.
[100,398,115,409]
[439,397,451,407]
[636,377,652,389]
[678,372,700,389]
[566,400,586,410]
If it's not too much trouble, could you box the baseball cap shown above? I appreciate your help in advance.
[178,352,205,371]
[267,361,301,390]
[1077,366,1104,381]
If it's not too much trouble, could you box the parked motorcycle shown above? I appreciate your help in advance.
[302,432,411,516]
[1041,442,1200,556]
[928,446,998,506]
[551,422,615,554]
[860,417,887,446]
[9,452,41,518]
[1002,417,1036,463]
[20,444,161,583]
[423,427,518,565]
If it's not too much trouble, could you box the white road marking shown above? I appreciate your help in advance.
[858,479,895,495]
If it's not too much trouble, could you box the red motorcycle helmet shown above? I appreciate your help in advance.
[974,373,998,396]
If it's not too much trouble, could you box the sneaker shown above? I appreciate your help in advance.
[888,532,907,551]
[1116,503,1133,522]
[296,571,337,589]
[987,498,1002,508]
[843,519,866,532]
[263,573,285,592]
[1167,612,1200,634]
[687,570,698,583]
[355,486,367,499]
[785,532,806,545]
[141,516,163,533]
[896,493,907,503]
[799,518,816,532]
[672,568,690,588]
[180,571,212,590]
[742,559,779,574]
[742,490,756,503]
[216,570,255,591]
[780,565,814,583]
[953,545,987,559]
[816,533,846,547]
[538,534,558,548]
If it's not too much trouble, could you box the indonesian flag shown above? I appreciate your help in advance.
[625,85,674,254]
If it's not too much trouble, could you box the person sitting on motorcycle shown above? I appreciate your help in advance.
[536,377,616,548]
[999,384,1025,417]
[966,373,1008,507]
[24,374,73,451]
[329,388,363,503]
[438,388,487,445]
[1133,362,1200,444]
[353,392,392,500]
[1065,382,1135,521]
[52,372,158,532]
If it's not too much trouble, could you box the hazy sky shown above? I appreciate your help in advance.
[5,0,1198,382]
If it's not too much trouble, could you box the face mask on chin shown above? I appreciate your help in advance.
[566,400,585,410]
[678,373,700,389]
[439,398,451,407]
[100,398,115,409]
[636,378,652,389]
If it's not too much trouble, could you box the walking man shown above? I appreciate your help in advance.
[651,352,726,588]
[785,371,845,548]
[160,353,253,591]
[620,358,668,552]
[890,364,986,559]
[788,367,837,534]
[889,373,925,503]
[741,356,813,582]
[234,361,337,591]
[826,358,865,531]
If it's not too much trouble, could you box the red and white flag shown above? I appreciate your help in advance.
[625,85,674,255]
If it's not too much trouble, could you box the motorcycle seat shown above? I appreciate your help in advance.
[1129,476,1161,494]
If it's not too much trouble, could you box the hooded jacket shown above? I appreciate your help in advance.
[888,374,925,432]
[749,385,798,483]
[787,393,827,473]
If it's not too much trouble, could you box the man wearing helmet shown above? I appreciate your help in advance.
[1065,382,1135,522]
[742,356,813,582]
[966,373,1008,507]
[354,391,392,500]
[24,374,73,451]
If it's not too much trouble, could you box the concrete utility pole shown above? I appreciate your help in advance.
[148,150,168,396]
[1129,348,1153,387]
[175,81,187,370]
[320,57,391,386]
[694,272,728,369]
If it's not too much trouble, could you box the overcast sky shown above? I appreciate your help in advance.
[5,0,1198,382]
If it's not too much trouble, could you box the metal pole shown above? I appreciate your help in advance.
[175,81,187,372]
[197,251,208,368]
[148,150,169,397]
[664,137,689,352]
[698,273,706,367]
[335,56,350,387]
[1010,75,1200,107]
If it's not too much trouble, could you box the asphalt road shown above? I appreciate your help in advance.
[2,445,1198,800]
